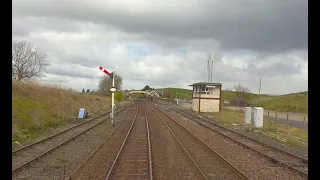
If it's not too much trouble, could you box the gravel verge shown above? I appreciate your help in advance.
[12,106,132,180]
[175,105,308,158]
[162,107,306,180]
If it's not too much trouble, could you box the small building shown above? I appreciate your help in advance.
[189,82,222,113]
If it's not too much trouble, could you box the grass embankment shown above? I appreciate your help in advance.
[201,109,308,151]
[156,88,192,99]
[12,81,128,145]
[157,87,308,113]
[220,90,308,113]
[250,92,308,113]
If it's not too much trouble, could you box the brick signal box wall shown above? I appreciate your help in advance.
[190,82,222,113]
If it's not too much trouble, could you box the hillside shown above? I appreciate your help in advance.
[156,88,192,99]
[250,91,308,113]
[12,81,115,144]
[156,87,308,113]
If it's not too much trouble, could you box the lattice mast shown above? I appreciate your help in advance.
[207,53,214,83]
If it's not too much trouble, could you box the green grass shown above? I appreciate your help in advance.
[201,109,244,126]
[156,88,192,99]
[12,96,65,143]
[220,90,268,103]
[156,87,308,113]
[202,109,308,151]
[12,80,114,145]
[223,91,308,113]
[250,92,308,113]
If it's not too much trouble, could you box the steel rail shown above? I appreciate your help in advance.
[105,102,153,180]
[150,104,250,180]
[142,103,154,180]
[170,107,308,178]
[12,105,131,175]
[65,104,135,180]
[12,105,131,155]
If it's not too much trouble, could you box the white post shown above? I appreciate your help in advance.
[111,74,115,126]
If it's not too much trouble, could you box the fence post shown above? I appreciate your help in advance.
[268,111,269,116]
[275,112,277,118]
[287,114,289,120]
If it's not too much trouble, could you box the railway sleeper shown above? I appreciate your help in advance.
[288,163,308,168]
[122,162,148,166]
[109,174,148,180]
[115,168,148,173]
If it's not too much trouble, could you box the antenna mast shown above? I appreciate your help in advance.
[207,53,214,83]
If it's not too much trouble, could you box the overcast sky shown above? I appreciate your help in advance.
[12,0,308,94]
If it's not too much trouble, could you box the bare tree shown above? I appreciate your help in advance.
[163,88,175,99]
[233,84,251,95]
[12,40,49,81]
[233,84,252,105]
[98,74,123,95]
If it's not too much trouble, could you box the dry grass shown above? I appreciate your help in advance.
[203,109,244,126]
[202,109,308,151]
[12,80,117,144]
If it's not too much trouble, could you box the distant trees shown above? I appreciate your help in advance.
[234,84,251,95]
[142,85,152,91]
[163,88,175,99]
[81,89,92,93]
[12,40,49,81]
[98,74,123,95]
[233,84,252,105]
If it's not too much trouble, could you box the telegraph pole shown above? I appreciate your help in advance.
[259,78,261,95]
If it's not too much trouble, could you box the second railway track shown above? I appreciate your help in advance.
[169,107,308,178]
[12,105,131,175]
[149,103,249,180]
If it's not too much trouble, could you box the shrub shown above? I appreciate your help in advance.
[108,92,122,102]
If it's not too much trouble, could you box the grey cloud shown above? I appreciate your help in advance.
[12,17,83,37]
[12,0,308,94]
[57,53,104,69]
[13,0,307,53]
[247,61,302,77]
[46,64,98,79]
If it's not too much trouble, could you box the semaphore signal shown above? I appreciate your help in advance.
[98,65,116,126]
[99,66,114,78]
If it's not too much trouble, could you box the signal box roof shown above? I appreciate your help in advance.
[189,82,222,86]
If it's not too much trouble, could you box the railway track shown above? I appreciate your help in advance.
[66,104,136,180]
[105,102,153,180]
[145,102,203,179]
[170,107,308,178]
[149,103,249,180]
[12,105,131,175]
